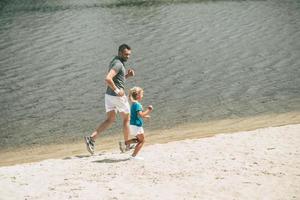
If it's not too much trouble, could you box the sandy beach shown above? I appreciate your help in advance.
[0,124,299,200]
[1,1,299,200]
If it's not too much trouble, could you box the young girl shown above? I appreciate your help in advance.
[122,86,153,160]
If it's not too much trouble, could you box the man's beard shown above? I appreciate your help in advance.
[121,57,127,62]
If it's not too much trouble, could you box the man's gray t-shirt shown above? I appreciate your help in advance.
[106,56,126,96]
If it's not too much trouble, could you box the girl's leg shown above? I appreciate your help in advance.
[132,134,145,157]
[127,138,138,144]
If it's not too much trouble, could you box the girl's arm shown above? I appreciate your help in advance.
[138,105,153,118]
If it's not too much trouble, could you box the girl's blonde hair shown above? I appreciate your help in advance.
[129,86,143,101]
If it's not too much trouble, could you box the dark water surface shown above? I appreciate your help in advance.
[1,0,300,150]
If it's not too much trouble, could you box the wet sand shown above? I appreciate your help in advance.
[0,111,300,167]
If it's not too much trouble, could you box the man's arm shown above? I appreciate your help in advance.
[105,69,124,96]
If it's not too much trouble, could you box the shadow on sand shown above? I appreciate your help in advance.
[62,153,129,163]
[63,153,104,160]
[92,158,130,163]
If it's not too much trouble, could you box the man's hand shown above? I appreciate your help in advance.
[126,68,135,78]
[118,89,125,96]
[115,88,125,97]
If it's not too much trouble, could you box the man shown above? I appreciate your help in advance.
[84,44,135,155]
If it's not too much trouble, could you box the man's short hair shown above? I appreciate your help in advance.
[118,44,131,52]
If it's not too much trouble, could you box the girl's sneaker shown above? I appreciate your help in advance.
[130,156,144,160]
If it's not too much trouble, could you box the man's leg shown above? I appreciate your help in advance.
[91,110,116,140]
[120,112,130,143]
[85,111,116,154]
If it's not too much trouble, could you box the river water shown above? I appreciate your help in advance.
[1,0,300,150]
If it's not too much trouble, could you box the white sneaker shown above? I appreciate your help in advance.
[130,156,144,160]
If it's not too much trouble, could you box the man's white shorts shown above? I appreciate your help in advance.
[105,94,130,114]
[130,125,144,136]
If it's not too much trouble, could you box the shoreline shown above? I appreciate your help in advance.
[0,111,300,167]
[0,123,299,199]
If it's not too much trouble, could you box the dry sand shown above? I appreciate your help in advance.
[0,124,299,200]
